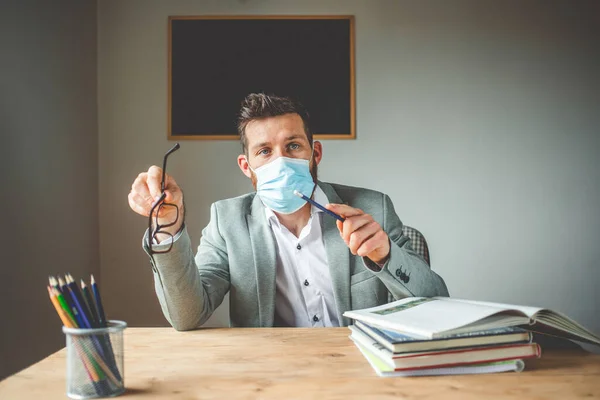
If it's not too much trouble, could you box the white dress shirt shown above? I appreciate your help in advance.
[265,185,340,327]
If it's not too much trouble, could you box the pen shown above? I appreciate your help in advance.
[293,190,345,222]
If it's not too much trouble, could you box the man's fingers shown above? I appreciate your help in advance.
[356,230,388,257]
[348,221,380,254]
[128,192,151,217]
[146,165,163,199]
[327,202,391,263]
[131,175,154,204]
[158,172,182,204]
[341,215,372,243]
[326,203,363,217]
[336,219,344,233]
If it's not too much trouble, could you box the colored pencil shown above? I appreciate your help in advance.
[67,274,92,319]
[65,276,93,329]
[55,289,77,327]
[91,275,107,328]
[49,276,61,293]
[88,275,123,382]
[89,275,124,381]
[82,278,122,380]
[58,276,84,328]
[81,280,99,328]
[293,190,346,222]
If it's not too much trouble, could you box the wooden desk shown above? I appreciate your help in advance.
[1,328,599,399]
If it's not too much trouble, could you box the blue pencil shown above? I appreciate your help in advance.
[90,275,107,327]
[90,274,124,382]
[66,275,94,329]
[293,190,345,222]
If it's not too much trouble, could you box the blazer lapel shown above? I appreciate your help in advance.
[319,182,352,325]
[247,195,277,327]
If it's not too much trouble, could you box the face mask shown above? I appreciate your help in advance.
[248,156,316,214]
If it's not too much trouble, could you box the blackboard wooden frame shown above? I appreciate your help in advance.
[168,15,356,140]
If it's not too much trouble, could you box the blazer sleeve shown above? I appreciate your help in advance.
[364,194,450,299]
[145,203,230,331]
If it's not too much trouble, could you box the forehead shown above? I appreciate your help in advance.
[245,113,308,148]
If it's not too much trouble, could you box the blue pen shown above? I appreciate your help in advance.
[293,190,345,222]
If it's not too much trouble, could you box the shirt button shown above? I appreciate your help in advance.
[313,315,319,322]
[296,244,301,250]
[304,279,309,286]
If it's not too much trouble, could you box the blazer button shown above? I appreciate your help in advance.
[404,275,410,283]
[297,244,302,250]
[313,315,319,322]
[395,269,402,277]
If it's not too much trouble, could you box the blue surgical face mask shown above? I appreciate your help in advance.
[248,156,316,214]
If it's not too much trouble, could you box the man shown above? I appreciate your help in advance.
[128,93,449,330]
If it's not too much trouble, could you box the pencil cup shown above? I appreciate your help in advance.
[63,320,127,399]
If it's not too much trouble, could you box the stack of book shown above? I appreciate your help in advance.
[343,297,600,377]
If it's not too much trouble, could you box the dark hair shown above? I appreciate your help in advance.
[237,93,312,155]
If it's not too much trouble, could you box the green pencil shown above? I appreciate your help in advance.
[55,289,77,327]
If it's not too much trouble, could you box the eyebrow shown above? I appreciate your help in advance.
[284,135,306,142]
[250,135,307,152]
[250,141,270,152]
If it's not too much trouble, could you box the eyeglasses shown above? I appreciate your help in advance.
[147,143,180,255]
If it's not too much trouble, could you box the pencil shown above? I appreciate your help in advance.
[59,276,84,328]
[81,280,99,328]
[49,276,61,293]
[54,287,77,327]
[65,275,93,329]
[293,190,346,222]
[89,274,123,382]
[83,278,119,377]
[90,275,107,328]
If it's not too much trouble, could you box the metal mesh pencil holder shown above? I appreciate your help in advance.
[62,320,127,399]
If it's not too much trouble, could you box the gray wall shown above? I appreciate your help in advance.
[0,1,98,380]
[98,0,600,334]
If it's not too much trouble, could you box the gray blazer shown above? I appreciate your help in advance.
[145,181,449,330]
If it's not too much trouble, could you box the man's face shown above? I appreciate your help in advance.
[237,113,322,189]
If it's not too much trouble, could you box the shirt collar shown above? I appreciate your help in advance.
[265,184,329,228]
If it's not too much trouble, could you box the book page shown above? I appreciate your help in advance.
[344,297,530,337]
[439,297,543,318]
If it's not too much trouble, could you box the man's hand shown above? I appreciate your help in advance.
[325,203,390,266]
[128,166,184,239]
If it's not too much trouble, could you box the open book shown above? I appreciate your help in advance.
[343,297,600,344]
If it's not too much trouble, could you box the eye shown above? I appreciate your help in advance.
[257,148,271,156]
[288,143,300,150]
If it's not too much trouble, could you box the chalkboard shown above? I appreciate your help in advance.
[168,16,355,140]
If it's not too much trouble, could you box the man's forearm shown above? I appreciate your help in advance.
[149,228,208,330]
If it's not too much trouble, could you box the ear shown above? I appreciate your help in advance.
[312,141,323,166]
[237,154,253,179]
